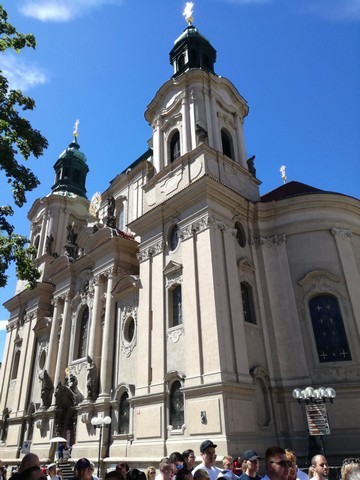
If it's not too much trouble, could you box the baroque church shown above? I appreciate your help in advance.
[0,7,359,471]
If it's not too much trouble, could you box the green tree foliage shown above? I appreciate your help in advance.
[0,5,48,288]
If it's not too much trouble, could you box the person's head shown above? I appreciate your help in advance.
[47,465,56,477]
[56,468,62,478]
[176,469,193,480]
[200,440,217,468]
[183,451,196,469]
[193,470,210,480]
[18,466,46,480]
[169,453,184,468]
[341,459,360,480]
[222,457,233,471]
[311,456,328,480]
[284,451,296,480]
[159,461,175,480]
[105,471,125,480]
[19,455,40,474]
[116,464,130,476]
[146,467,156,480]
[75,458,92,480]
[265,447,291,480]
[243,451,261,476]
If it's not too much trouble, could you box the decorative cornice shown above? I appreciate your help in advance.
[331,227,352,239]
[137,240,166,262]
[250,233,287,247]
[167,326,184,343]
[179,214,215,240]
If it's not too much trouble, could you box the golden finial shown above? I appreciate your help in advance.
[280,165,287,184]
[73,119,80,139]
[183,2,194,25]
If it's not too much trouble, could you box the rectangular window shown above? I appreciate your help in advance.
[171,285,182,327]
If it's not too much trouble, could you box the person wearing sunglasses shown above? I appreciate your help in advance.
[264,447,292,480]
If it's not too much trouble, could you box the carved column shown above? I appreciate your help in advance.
[53,293,72,391]
[88,276,104,368]
[181,94,190,154]
[46,297,62,380]
[210,91,220,151]
[235,114,247,168]
[99,270,116,398]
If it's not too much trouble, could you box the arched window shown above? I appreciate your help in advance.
[169,381,184,429]
[170,131,181,163]
[309,294,351,363]
[77,307,89,359]
[221,129,233,159]
[118,204,125,231]
[170,285,182,327]
[33,235,40,259]
[11,350,21,380]
[241,282,256,324]
[118,392,130,434]
[235,221,246,247]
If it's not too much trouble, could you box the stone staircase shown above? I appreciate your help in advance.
[57,461,74,480]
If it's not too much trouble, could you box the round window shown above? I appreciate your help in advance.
[124,316,135,343]
[235,221,246,247]
[169,224,180,251]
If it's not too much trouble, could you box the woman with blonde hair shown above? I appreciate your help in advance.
[146,467,157,480]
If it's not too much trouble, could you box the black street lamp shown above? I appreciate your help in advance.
[292,386,336,456]
[91,415,112,477]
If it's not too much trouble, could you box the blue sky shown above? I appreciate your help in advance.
[0,0,359,361]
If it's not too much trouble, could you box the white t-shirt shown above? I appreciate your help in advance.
[192,464,222,480]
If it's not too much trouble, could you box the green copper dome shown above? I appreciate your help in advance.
[170,25,217,77]
[51,138,89,198]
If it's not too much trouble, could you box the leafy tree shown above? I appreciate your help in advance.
[0,5,48,288]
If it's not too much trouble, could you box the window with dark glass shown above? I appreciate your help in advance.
[169,381,184,429]
[77,307,89,359]
[11,350,21,380]
[241,282,256,324]
[73,169,80,183]
[170,131,181,162]
[309,294,351,363]
[169,224,179,251]
[221,129,233,159]
[119,392,130,434]
[171,286,182,327]
[235,221,246,247]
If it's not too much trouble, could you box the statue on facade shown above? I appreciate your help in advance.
[106,196,116,228]
[45,233,54,255]
[247,155,256,177]
[64,224,78,259]
[39,369,54,409]
[196,124,208,144]
[68,374,84,405]
[86,355,99,401]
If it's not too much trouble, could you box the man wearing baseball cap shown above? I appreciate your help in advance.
[239,451,262,480]
[192,440,222,480]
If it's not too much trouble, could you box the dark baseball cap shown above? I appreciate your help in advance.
[75,458,91,470]
[243,450,261,461]
[200,440,217,453]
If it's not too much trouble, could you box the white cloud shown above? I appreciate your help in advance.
[1,53,48,92]
[303,0,360,21]
[19,0,123,22]
[0,321,7,331]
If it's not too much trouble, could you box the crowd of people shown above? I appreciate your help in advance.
[0,440,359,480]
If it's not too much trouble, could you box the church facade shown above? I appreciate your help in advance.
[0,14,359,470]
